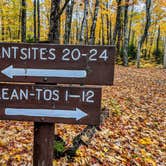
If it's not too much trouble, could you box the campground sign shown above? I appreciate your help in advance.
[0,84,101,125]
[0,43,115,85]
[0,42,115,165]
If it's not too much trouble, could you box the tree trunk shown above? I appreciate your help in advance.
[18,2,22,40]
[113,0,122,44]
[123,0,129,66]
[137,36,141,68]
[164,37,166,69]
[34,0,37,42]
[64,0,74,44]
[155,26,160,63]
[1,9,5,41]
[80,0,88,44]
[37,0,40,41]
[89,0,99,45]
[136,0,151,68]
[21,0,26,42]
[101,13,105,45]
[106,1,110,45]
[48,0,60,43]
[128,3,134,45]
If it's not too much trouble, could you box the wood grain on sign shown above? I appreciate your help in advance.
[0,84,101,125]
[0,43,115,85]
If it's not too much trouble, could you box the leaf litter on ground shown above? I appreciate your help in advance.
[0,65,165,165]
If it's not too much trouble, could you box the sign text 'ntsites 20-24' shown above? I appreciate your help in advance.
[0,43,115,85]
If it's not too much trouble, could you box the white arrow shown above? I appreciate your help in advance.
[5,107,88,120]
[1,65,87,79]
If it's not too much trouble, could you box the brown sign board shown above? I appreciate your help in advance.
[0,84,101,125]
[0,43,115,85]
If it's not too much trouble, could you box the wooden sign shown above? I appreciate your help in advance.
[0,84,101,125]
[0,43,115,85]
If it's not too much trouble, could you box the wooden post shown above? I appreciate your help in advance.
[33,122,55,166]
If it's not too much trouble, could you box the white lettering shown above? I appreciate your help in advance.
[20,48,28,60]
[20,89,29,100]
[48,48,56,60]
[2,47,10,58]
[52,90,59,101]
[10,89,19,100]
[12,47,19,59]
[40,48,47,60]
[2,88,9,100]
[32,47,38,60]
[43,89,52,101]
[36,88,43,100]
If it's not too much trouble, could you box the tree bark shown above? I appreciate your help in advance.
[155,26,160,62]
[80,0,88,44]
[37,0,40,41]
[34,0,37,42]
[164,37,166,69]
[113,0,122,44]
[21,0,26,42]
[106,1,110,45]
[48,0,60,43]
[64,0,74,44]
[128,4,134,44]
[136,0,151,68]
[89,0,99,45]
[123,0,129,66]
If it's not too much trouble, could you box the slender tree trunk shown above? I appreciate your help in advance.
[49,0,60,43]
[113,0,122,44]
[1,10,5,41]
[137,36,141,68]
[123,0,129,66]
[64,0,74,44]
[164,37,166,68]
[128,4,134,44]
[80,0,88,44]
[110,17,113,45]
[18,3,22,40]
[21,0,26,42]
[76,8,80,44]
[101,13,105,45]
[34,0,37,42]
[37,0,40,41]
[106,1,110,45]
[136,0,151,68]
[89,0,99,45]
[155,26,160,63]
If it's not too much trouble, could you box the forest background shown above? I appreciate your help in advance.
[0,0,166,68]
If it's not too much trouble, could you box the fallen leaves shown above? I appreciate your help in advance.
[0,65,166,165]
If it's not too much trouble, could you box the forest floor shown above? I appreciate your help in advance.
[0,65,165,166]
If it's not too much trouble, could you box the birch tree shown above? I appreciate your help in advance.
[123,0,129,66]
[64,0,74,44]
[80,0,88,44]
[164,37,166,68]
[136,0,152,68]
[89,0,99,45]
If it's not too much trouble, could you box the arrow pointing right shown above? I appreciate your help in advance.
[5,107,88,120]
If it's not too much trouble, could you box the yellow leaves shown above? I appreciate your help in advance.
[0,139,7,147]
[139,137,153,145]
[12,155,21,162]
[53,160,58,166]
[103,147,109,153]
[145,157,156,166]
[141,149,156,166]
